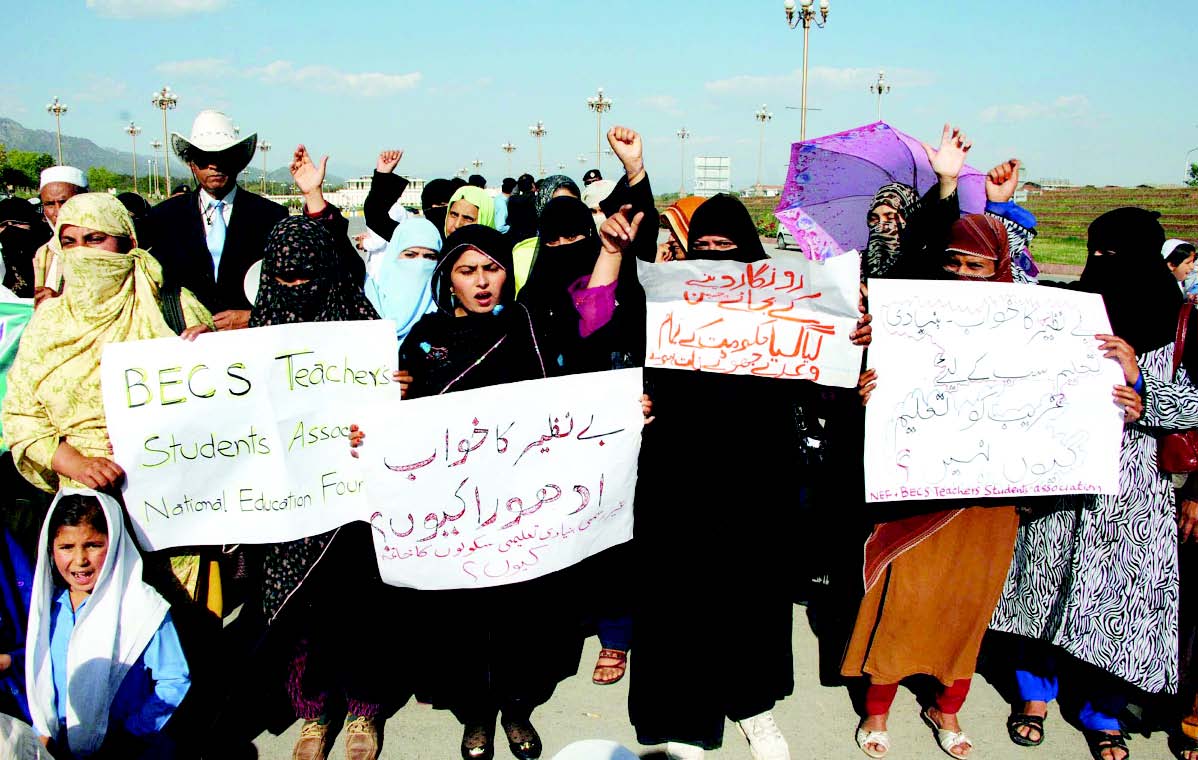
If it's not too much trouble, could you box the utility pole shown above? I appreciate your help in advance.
[586,87,612,170]
[151,86,178,189]
[46,96,68,165]
[528,121,548,178]
[754,105,773,196]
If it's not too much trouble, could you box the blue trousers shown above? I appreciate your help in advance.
[1015,646,1126,731]
[598,614,632,651]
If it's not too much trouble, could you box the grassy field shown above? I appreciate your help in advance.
[690,187,1197,270]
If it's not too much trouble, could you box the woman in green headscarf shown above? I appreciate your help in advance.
[444,185,496,237]
[3,193,212,494]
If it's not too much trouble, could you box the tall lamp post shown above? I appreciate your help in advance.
[501,142,516,175]
[754,105,773,196]
[125,122,142,194]
[783,0,829,140]
[577,154,588,167]
[471,158,484,175]
[258,141,272,194]
[45,96,68,165]
[529,121,548,178]
[870,70,891,120]
[676,127,691,196]
[151,86,178,189]
[150,140,163,197]
[586,87,613,170]
[146,159,156,197]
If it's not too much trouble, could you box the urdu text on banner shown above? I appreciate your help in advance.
[637,252,862,387]
[863,279,1124,503]
[101,320,398,549]
[362,368,643,590]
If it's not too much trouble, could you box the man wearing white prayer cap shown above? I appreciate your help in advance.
[32,165,88,306]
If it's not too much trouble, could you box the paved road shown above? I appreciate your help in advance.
[251,616,1177,759]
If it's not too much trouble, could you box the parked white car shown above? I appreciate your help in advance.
[775,226,796,250]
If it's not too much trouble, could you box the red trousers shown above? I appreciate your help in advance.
[864,678,972,716]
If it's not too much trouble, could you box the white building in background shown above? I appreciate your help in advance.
[324,175,426,210]
[694,156,731,197]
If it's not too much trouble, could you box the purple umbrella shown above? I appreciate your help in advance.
[774,121,986,261]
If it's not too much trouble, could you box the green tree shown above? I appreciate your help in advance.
[1187,163,1198,188]
[0,143,8,169]
[87,166,123,191]
[4,150,53,188]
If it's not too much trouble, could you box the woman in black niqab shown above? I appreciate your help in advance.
[685,193,767,263]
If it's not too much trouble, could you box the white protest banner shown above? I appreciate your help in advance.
[363,368,642,590]
[637,252,862,387]
[101,321,398,549]
[864,279,1124,503]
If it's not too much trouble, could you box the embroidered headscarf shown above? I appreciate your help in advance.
[445,186,496,234]
[535,175,581,218]
[250,216,378,327]
[660,196,706,255]
[865,182,921,278]
[944,213,1012,282]
[367,218,442,339]
[2,194,212,491]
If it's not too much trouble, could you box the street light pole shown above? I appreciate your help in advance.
[501,142,516,176]
[528,121,548,178]
[677,127,691,196]
[259,141,272,195]
[870,70,891,120]
[45,96,68,165]
[586,87,612,170]
[150,140,163,197]
[125,122,142,194]
[151,86,178,189]
[472,158,484,175]
[754,105,773,196]
[784,0,830,141]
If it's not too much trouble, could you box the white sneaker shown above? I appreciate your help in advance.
[737,711,791,760]
[664,741,705,759]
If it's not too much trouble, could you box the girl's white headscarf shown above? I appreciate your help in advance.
[25,489,168,755]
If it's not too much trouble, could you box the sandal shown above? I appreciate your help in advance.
[460,723,494,760]
[855,724,891,759]
[921,708,973,759]
[1007,713,1046,747]
[1084,729,1129,760]
[501,717,542,760]
[1174,734,1198,760]
[592,648,628,685]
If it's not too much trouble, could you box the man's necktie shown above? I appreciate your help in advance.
[206,199,226,272]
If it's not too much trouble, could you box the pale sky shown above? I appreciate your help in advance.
[3,0,1195,190]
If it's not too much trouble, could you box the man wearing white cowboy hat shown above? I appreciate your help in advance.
[145,109,286,329]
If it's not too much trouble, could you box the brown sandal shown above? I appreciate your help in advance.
[591,648,627,685]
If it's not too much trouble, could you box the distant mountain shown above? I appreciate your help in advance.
[0,116,345,186]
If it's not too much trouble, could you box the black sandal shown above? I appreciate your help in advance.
[1084,729,1129,760]
[1007,713,1045,747]
[501,717,542,760]
[1173,734,1198,760]
[461,723,495,760]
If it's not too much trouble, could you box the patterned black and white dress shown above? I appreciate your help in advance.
[991,343,1198,693]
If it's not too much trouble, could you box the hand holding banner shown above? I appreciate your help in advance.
[637,253,863,387]
[864,280,1124,503]
[362,368,643,590]
[101,320,398,549]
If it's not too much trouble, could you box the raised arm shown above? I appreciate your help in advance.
[599,127,659,263]
[363,150,409,241]
[291,144,367,284]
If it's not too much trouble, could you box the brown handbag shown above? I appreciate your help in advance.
[1159,302,1198,474]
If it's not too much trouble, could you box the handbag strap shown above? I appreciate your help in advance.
[1174,302,1194,377]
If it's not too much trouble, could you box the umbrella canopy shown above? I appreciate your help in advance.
[774,121,986,261]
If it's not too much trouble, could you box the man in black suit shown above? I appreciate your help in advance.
[146,109,287,330]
